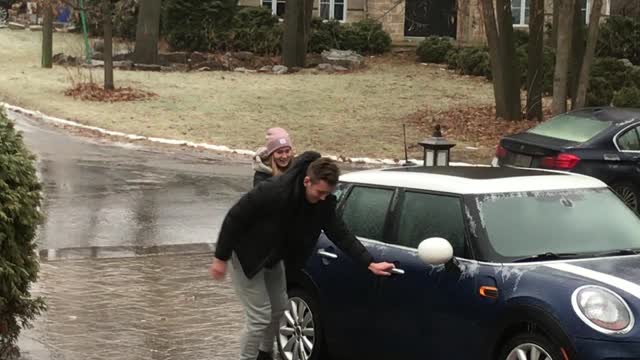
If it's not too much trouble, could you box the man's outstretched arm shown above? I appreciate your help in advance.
[322,202,395,276]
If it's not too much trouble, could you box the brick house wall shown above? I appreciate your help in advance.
[240,0,628,45]
[239,0,405,42]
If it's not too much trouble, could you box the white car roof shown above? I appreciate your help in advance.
[340,166,608,195]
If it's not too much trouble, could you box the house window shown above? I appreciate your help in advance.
[511,0,530,26]
[262,0,285,17]
[320,0,346,21]
[567,0,604,25]
[513,0,601,27]
[580,0,599,24]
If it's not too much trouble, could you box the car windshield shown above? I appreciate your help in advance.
[470,188,640,261]
[526,114,611,143]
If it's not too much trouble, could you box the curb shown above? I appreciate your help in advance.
[1,102,476,166]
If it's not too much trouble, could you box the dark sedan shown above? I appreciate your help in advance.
[495,107,640,211]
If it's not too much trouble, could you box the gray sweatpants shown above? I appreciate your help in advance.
[230,253,288,360]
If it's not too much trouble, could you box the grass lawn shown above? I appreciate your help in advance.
[0,29,510,163]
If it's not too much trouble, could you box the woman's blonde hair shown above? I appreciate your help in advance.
[265,152,293,177]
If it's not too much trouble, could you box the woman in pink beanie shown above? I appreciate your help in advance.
[252,127,293,186]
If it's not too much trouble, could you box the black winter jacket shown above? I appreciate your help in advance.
[215,151,373,279]
[253,171,271,187]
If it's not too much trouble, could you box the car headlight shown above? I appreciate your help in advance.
[571,285,635,334]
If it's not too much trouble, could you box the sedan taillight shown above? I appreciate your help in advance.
[541,153,581,170]
[496,145,507,158]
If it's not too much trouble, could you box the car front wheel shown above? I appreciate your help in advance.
[277,288,325,360]
[612,182,640,212]
[499,333,565,360]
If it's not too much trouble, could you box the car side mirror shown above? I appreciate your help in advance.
[418,237,454,266]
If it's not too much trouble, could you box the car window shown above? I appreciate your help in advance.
[333,182,349,203]
[617,127,640,151]
[526,114,611,143]
[341,186,394,241]
[397,192,466,257]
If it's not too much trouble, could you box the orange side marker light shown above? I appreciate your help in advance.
[479,286,499,299]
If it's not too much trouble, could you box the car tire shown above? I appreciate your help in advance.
[498,333,566,360]
[612,181,640,212]
[277,288,327,360]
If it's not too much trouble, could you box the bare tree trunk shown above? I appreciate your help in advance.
[526,0,544,121]
[134,0,161,64]
[479,0,507,119]
[41,1,53,68]
[552,0,576,115]
[569,0,585,108]
[575,0,604,109]
[496,0,521,120]
[304,0,313,49]
[282,0,313,67]
[551,0,560,48]
[103,0,114,90]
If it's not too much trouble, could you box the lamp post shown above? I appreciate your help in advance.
[418,125,456,167]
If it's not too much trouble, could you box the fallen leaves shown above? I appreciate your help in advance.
[64,83,157,102]
[404,104,553,148]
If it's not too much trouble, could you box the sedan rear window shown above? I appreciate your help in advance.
[527,114,611,143]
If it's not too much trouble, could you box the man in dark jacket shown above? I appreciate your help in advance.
[210,151,394,360]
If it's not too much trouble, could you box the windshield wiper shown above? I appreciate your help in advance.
[590,249,640,258]
[512,252,580,263]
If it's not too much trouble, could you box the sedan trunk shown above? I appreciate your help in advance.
[498,133,580,168]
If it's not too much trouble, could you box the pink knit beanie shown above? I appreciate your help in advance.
[265,127,292,156]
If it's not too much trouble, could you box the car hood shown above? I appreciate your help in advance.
[493,255,640,341]
[535,255,640,299]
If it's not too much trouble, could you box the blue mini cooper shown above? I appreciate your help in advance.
[277,166,640,360]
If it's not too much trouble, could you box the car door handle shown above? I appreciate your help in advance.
[317,249,338,259]
[390,268,405,275]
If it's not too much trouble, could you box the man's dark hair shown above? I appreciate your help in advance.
[306,157,340,186]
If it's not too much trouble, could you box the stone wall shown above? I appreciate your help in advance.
[345,9,367,22]
[226,0,621,45]
[611,0,640,16]
[456,0,485,45]
[456,0,611,46]
[367,0,405,41]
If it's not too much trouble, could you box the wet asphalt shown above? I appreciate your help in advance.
[8,109,252,258]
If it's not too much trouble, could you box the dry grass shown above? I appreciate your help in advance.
[0,30,496,161]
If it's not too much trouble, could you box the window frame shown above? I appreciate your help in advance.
[512,0,610,27]
[614,123,640,153]
[318,0,348,22]
[581,0,604,25]
[337,182,399,243]
[388,188,475,259]
[261,0,286,17]
[511,0,530,27]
